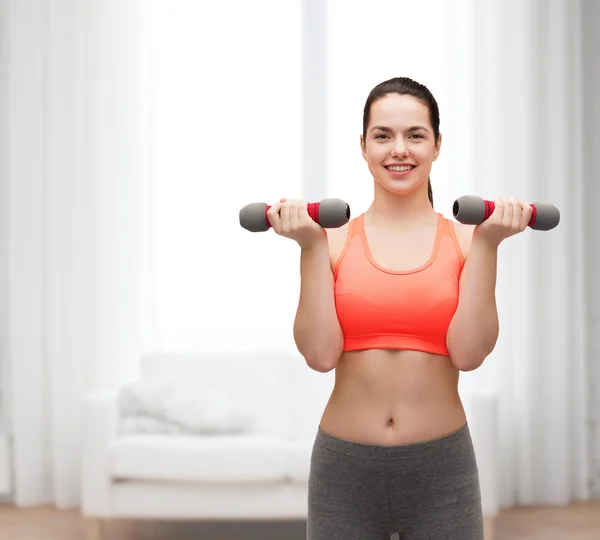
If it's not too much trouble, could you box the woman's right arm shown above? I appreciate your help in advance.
[293,234,344,372]
[266,198,344,373]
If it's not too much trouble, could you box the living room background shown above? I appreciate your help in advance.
[0,0,598,511]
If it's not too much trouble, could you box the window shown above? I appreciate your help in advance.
[146,0,302,352]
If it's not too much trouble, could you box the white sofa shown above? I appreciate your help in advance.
[81,351,499,539]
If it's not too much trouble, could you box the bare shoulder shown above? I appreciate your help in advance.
[326,222,350,271]
[452,221,476,259]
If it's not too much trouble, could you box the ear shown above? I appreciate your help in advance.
[360,134,367,162]
[433,133,442,161]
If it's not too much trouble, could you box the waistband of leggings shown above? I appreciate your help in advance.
[315,422,472,459]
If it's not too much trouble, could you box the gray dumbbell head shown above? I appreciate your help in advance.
[239,202,269,232]
[531,202,560,231]
[318,198,351,228]
[452,195,486,225]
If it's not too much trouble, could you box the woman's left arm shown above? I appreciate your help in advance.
[446,198,533,372]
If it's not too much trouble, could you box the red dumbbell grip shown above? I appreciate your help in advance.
[264,202,321,228]
[483,200,538,228]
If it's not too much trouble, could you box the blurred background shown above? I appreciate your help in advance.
[0,0,599,539]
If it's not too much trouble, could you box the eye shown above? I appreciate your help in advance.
[374,134,389,139]
[409,133,424,139]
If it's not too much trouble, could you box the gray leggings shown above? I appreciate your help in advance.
[307,423,483,540]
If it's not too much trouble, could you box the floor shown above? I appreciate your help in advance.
[0,502,599,539]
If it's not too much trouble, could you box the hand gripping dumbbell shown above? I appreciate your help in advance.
[239,198,351,232]
[452,195,560,231]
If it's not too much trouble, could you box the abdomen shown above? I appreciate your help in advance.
[319,349,467,445]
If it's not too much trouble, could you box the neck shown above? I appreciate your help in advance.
[366,182,437,228]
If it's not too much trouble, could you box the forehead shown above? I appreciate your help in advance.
[368,93,430,129]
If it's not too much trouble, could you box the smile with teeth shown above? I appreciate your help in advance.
[386,165,415,172]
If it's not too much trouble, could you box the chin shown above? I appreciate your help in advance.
[375,177,423,197]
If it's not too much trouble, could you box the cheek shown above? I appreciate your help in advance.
[415,144,436,161]
[366,145,388,163]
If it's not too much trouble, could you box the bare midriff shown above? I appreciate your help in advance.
[318,348,466,445]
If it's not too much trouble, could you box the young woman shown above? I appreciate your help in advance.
[267,77,532,540]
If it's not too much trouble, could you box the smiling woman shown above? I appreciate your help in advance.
[146,0,302,351]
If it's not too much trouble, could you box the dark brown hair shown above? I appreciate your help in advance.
[362,77,440,207]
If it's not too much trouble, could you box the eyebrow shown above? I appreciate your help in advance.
[370,125,429,134]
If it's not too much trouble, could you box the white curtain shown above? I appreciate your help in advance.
[582,0,600,499]
[446,0,590,507]
[6,0,145,507]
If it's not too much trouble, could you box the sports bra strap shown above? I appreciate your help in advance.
[445,218,466,266]
[332,216,361,279]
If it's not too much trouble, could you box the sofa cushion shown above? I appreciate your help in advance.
[138,352,297,438]
[110,434,292,483]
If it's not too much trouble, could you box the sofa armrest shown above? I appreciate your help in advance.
[80,388,121,517]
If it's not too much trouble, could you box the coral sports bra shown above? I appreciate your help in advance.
[333,213,465,356]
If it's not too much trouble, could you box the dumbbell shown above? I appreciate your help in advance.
[239,198,351,232]
[453,195,560,231]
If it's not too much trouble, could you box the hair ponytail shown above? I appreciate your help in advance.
[427,177,433,207]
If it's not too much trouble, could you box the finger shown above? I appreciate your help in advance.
[493,198,505,223]
[519,200,533,230]
[289,199,300,231]
[501,198,513,226]
[280,201,290,233]
[509,197,521,229]
[297,199,308,219]
[280,197,287,203]
[267,202,282,233]
[298,199,311,225]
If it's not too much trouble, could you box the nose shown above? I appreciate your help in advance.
[391,139,408,157]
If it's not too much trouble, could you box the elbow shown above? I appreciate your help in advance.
[294,326,344,373]
[304,351,340,373]
[300,338,343,373]
[447,319,498,372]
[451,354,486,372]
[308,360,336,373]
[448,342,496,372]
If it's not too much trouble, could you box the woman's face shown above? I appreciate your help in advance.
[361,93,441,197]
